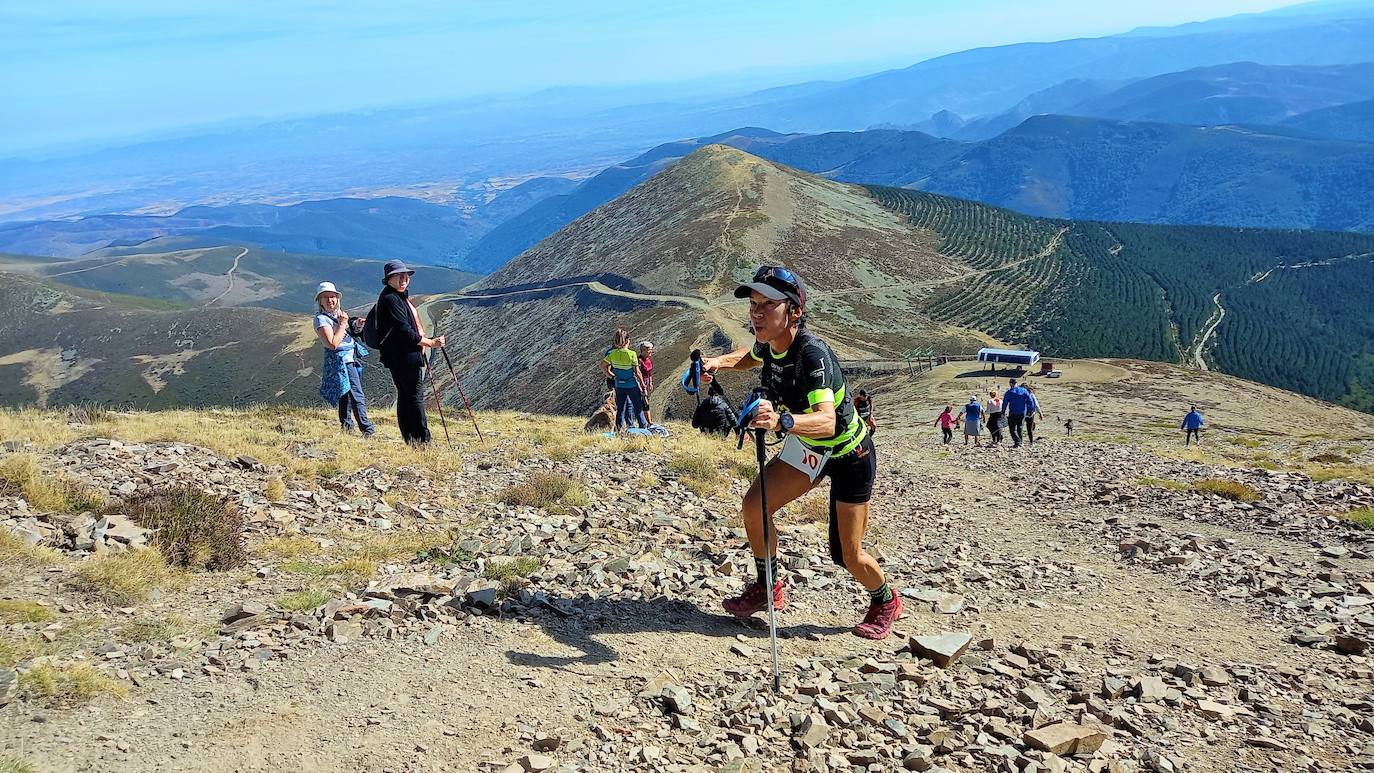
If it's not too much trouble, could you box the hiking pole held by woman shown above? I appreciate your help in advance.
[735,388,782,694]
[424,360,452,449]
[437,345,484,443]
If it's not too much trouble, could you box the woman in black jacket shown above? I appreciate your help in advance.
[374,260,446,445]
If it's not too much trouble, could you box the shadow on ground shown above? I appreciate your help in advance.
[504,594,848,671]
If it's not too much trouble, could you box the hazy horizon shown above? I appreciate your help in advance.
[1,0,1301,157]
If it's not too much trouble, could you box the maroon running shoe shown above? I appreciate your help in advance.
[853,593,904,640]
[722,580,786,619]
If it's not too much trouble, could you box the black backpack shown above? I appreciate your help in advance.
[360,304,386,348]
[692,395,736,436]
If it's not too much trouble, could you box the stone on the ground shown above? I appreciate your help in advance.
[910,632,972,668]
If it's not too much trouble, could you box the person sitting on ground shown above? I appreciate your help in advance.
[1182,406,1205,446]
[854,389,876,435]
[934,405,955,444]
[314,282,376,436]
[985,390,1003,445]
[962,395,983,447]
[600,328,648,432]
[699,265,902,640]
[374,261,445,445]
[637,341,655,425]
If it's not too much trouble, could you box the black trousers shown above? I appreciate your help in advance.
[987,412,1003,443]
[941,427,952,444]
[1025,414,1036,445]
[1185,428,1201,445]
[1007,413,1025,446]
[387,363,431,445]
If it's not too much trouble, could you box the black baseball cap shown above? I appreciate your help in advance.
[734,265,807,307]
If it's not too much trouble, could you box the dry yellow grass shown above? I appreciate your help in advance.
[18,662,127,706]
[0,599,52,624]
[71,549,174,605]
[0,755,37,773]
[499,472,589,510]
[0,532,61,570]
[258,536,322,560]
[1190,478,1260,503]
[0,453,106,513]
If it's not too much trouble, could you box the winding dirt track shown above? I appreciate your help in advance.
[204,247,250,308]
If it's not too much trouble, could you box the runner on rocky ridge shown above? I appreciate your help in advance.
[700,265,902,640]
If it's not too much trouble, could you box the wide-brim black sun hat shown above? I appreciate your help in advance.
[383,259,415,279]
[734,266,806,307]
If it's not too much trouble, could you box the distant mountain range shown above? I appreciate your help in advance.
[924,61,1374,140]
[0,186,574,271]
[4,0,1373,222]
[440,145,1374,415]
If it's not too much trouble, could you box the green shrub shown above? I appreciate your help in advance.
[277,589,331,611]
[122,487,246,570]
[1340,508,1374,530]
[1190,478,1260,503]
[483,556,541,581]
[1308,451,1351,465]
[0,600,52,624]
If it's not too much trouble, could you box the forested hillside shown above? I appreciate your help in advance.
[869,187,1374,411]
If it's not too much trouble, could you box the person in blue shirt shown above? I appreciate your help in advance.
[1001,378,1033,448]
[961,395,983,447]
[314,281,375,436]
[1182,406,1205,446]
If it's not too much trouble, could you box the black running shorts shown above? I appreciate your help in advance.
[819,431,876,504]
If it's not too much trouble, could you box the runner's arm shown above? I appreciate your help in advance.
[701,347,761,374]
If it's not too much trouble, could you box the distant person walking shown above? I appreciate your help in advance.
[1024,384,1044,445]
[313,282,376,436]
[374,260,446,445]
[1064,418,1074,437]
[600,328,648,432]
[985,390,1003,445]
[934,405,956,444]
[855,390,876,435]
[1182,406,1205,446]
[962,396,983,447]
[637,341,655,425]
[1002,378,1032,448]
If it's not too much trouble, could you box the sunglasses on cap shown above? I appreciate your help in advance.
[753,265,805,305]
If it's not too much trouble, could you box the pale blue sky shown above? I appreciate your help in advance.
[1,0,1297,154]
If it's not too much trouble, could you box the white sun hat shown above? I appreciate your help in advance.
[314,281,339,301]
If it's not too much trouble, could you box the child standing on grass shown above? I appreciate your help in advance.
[934,405,956,444]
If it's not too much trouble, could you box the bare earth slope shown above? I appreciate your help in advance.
[2,364,1373,771]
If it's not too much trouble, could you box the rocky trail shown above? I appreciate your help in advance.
[3,420,1374,773]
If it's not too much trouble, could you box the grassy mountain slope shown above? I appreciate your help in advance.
[0,243,477,314]
[0,272,344,409]
[443,147,1374,415]
[1281,96,1374,141]
[869,186,1374,410]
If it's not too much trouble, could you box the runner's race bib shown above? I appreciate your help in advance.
[777,434,831,483]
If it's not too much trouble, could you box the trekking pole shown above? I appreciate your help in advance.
[424,362,452,449]
[754,425,782,694]
[736,389,782,694]
[689,350,703,408]
[437,345,484,443]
